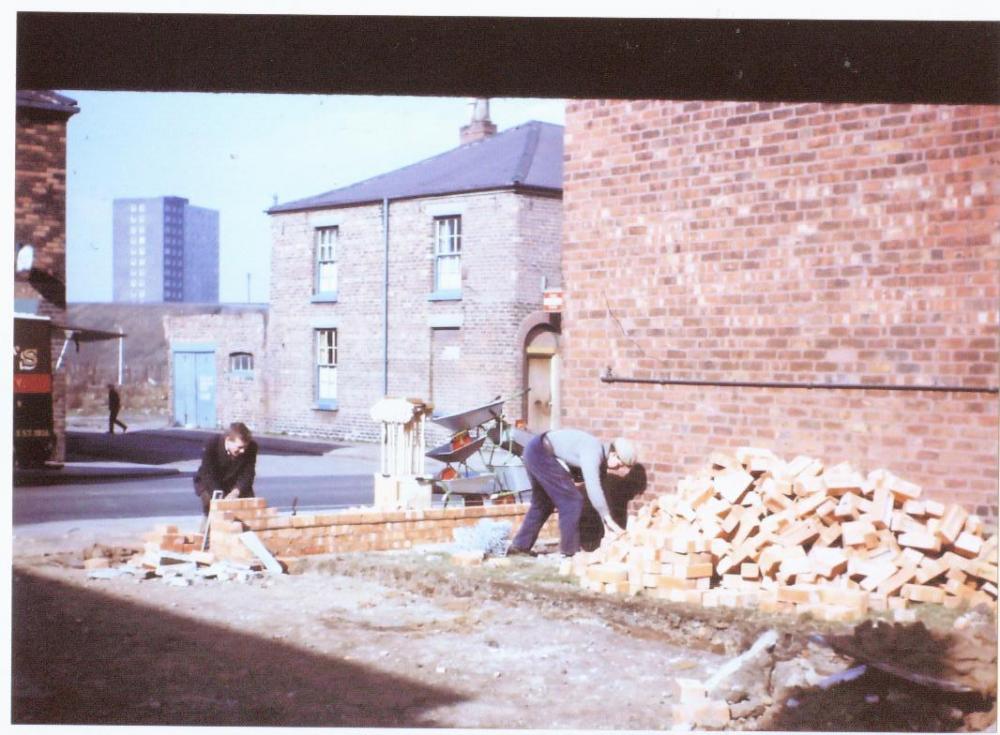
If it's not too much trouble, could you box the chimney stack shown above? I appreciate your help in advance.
[460,98,497,145]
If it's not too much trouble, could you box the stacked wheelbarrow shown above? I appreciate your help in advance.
[426,396,536,507]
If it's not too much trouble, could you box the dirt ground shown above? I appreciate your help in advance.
[10,534,998,730]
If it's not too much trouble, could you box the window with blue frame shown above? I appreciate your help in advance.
[314,226,338,299]
[432,215,461,298]
[315,328,337,408]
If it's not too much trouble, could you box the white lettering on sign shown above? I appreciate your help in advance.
[17,348,38,370]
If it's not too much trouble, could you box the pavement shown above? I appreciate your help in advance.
[15,414,393,487]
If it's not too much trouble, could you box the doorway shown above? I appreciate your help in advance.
[525,328,559,433]
[172,347,216,428]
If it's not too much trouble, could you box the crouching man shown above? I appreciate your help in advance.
[193,421,259,516]
[508,429,637,557]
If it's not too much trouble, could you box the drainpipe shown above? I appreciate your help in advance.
[600,370,999,394]
[382,198,389,396]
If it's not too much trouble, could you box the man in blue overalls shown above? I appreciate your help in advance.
[508,429,637,557]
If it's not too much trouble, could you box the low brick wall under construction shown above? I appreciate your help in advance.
[207,497,557,562]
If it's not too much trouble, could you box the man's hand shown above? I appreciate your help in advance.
[603,516,625,536]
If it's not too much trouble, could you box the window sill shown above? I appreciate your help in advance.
[229,372,255,380]
[311,293,338,303]
[312,402,339,412]
[428,290,462,302]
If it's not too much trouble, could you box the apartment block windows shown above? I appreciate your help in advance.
[315,328,338,408]
[315,226,338,298]
[433,215,461,297]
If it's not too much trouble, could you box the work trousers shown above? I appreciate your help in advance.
[510,434,584,556]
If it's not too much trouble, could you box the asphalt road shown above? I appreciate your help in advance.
[13,471,374,525]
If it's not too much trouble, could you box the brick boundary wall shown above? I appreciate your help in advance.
[560,100,999,528]
[206,498,558,561]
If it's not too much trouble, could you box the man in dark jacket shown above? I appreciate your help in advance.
[193,421,258,515]
[107,384,127,434]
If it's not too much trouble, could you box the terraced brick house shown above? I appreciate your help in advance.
[264,102,565,442]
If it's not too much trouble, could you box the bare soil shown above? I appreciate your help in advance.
[11,541,997,730]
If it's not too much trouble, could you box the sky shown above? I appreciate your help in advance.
[63,92,566,303]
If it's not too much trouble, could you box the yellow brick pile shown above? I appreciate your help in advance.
[568,447,998,621]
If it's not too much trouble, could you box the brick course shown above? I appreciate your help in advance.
[561,100,999,526]
[206,497,558,560]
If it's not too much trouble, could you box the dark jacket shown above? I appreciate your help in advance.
[193,434,258,497]
[108,388,121,413]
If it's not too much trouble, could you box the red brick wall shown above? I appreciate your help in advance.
[206,497,558,560]
[15,106,74,461]
[561,100,999,525]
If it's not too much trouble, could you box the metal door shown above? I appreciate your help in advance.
[173,349,216,428]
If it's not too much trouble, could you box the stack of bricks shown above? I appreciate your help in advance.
[569,447,998,622]
[206,497,556,562]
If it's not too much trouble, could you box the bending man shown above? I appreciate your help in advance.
[508,429,637,557]
[193,421,259,516]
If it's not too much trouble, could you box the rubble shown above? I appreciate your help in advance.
[568,447,998,619]
[82,522,268,586]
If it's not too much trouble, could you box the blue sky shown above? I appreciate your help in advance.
[63,92,566,303]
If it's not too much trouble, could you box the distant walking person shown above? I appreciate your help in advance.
[107,384,127,434]
[193,421,259,516]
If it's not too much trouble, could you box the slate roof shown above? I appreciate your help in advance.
[17,90,80,115]
[268,120,563,214]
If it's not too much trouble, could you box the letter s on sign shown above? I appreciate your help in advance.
[19,348,38,370]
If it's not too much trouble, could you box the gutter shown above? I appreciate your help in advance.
[383,198,390,396]
[600,371,999,395]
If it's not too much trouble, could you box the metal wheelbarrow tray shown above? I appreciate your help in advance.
[425,435,487,464]
[430,399,505,433]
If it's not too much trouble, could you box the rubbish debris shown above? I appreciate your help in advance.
[452,518,512,557]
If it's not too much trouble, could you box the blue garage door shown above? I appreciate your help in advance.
[173,346,216,428]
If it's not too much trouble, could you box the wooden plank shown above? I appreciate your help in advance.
[238,531,284,575]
